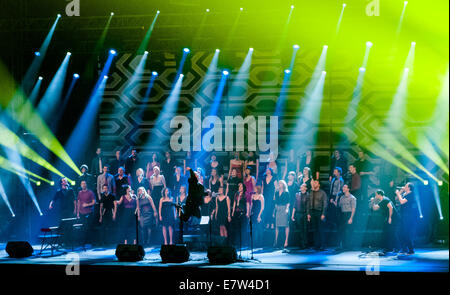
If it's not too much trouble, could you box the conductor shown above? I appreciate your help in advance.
[181,167,208,222]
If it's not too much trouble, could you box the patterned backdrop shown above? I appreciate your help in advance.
[98,50,445,177]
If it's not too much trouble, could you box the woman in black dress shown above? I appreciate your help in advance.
[159,187,176,245]
[298,166,313,192]
[209,168,223,196]
[262,167,277,230]
[232,182,250,246]
[251,185,265,247]
[215,186,231,239]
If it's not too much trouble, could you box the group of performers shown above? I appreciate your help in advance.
[47,147,420,254]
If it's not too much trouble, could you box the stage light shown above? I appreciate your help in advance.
[420,215,424,219]
[404,1,408,5]
[322,71,327,75]
[440,216,444,220]
[404,68,410,73]
[249,47,254,52]
[157,10,160,14]
[50,181,55,186]
[144,51,149,55]
[70,180,76,186]
[111,12,114,16]
[366,41,373,47]
[34,51,41,56]
[180,74,184,78]
[67,52,71,56]
[183,48,190,53]
[323,45,328,49]
[57,14,61,18]
[359,67,366,72]
[293,44,300,49]
[216,49,220,52]
[284,69,291,74]
[423,180,429,185]
[438,180,443,186]
[291,5,294,9]
[104,75,108,79]
[206,9,210,12]
[152,71,158,76]
[36,181,41,186]
[110,49,117,55]
[240,8,243,11]
[223,70,229,76]
[73,73,79,78]
[343,3,347,7]
[38,76,43,80]
[411,41,416,47]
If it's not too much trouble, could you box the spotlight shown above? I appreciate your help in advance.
[67,52,71,56]
[180,74,184,78]
[240,8,243,11]
[404,1,408,5]
[206,8,210,12]
[223,70,229,76]
[359,67,366,72]
[183,48,190,53]
[34,51,41,56]
[38,76,43,81]
[438,180,443,186]
[152,71,158,76]
[73,73,80,79]
[323,45,328,49]
[293,44,300,49]
[343,3,347,7]
[440,216,444,220]
[12,214,15,218]
[420,215,423,219]
[104,75,109,79]
[111,12,114,16]
[366,41,373,47]
[110,49,117,55]
[144,51,149,55]
[249,47,254,52]
[404,68,410,73]
[36,181,41,186]
[284,69,291,74]
[157,10,160,14]
[411,41,416,47]
[57,14,61,18]
[322,71,327,75]
[40,213,43,216]
[70,180,76,186]
[50,181,55,186]
[215,49,220,52]
[423,180,429,185]
[291,5,294,9]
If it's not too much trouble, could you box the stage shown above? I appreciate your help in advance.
[0,244,447,274]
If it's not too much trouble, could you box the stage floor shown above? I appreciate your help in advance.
[0,244,448,273]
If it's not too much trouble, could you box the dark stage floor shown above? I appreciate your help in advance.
[0,244,447,274]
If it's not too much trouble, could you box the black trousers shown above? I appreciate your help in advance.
[310,210,326,249]
[400,214,417,253]
[294,212,308,248]
[337,212,353,249]
[380,219,399,252]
